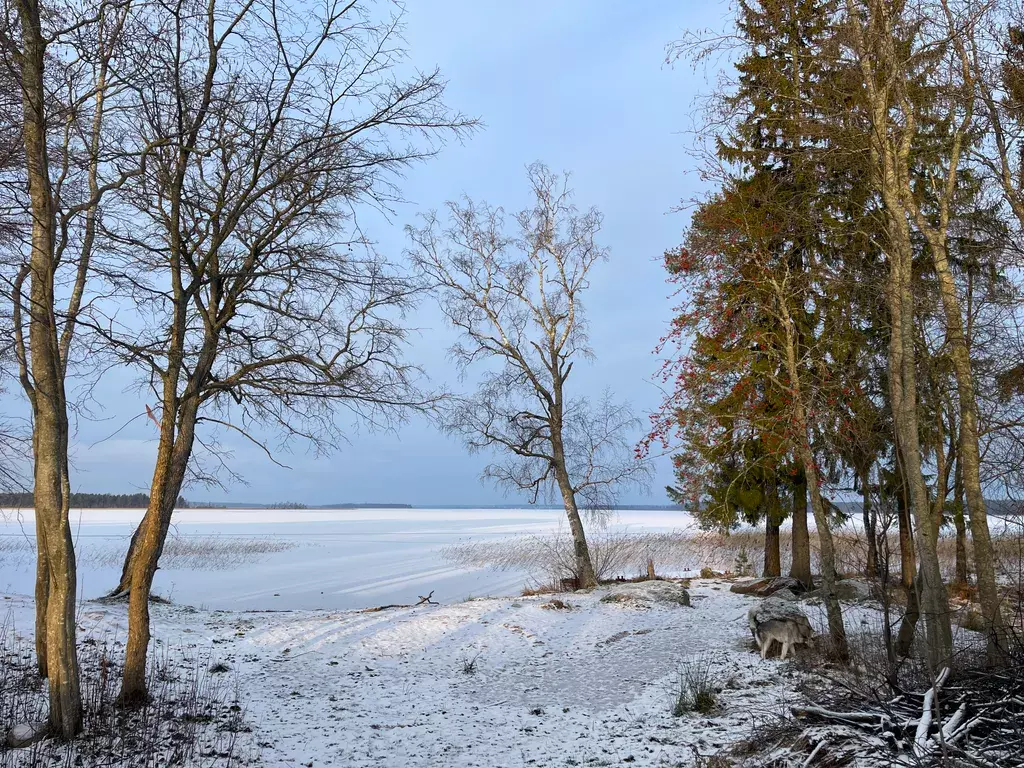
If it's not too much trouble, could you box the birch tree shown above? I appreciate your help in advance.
[407,164,651,589]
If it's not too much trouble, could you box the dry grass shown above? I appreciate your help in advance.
[0,610,258,767]
[0,534,295,572]
[442,519,1024,590]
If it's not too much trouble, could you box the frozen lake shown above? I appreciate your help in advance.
[0,507,694,611]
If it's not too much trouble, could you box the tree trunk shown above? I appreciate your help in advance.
[849,0,953,668]
[34,537,48,677]
[780,312,847,660]
[928,241,1005,660]
[764,513,781,578]
[789,472,812,588]
[895,469,920,657]
[953,464,969,586]
[120,397,199,704]
[860,465,878,579]
[16,0,82,736]
[554,469,597,589]
[885,213,953,668]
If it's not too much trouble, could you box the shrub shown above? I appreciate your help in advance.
[672,654,718,716]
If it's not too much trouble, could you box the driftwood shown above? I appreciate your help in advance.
[359,590,439,613]
[359,604,412,613]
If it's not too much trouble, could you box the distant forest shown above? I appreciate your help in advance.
[0,493,190,509]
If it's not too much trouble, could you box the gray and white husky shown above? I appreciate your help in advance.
[747,603,815,659]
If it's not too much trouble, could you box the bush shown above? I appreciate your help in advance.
[672,654,718,716]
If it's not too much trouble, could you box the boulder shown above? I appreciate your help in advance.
[747,597,814,639]
[6,722,48,749]
[599,580,691,608]
[730,576,804,598]
[807,578,874,603]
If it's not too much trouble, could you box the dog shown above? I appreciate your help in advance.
[747,602,815,659]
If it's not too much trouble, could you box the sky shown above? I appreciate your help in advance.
[5,1,730,507]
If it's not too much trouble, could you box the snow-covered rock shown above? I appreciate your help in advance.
[598,579,691,607]
[730,576,804,597]
[5,721,48,748]
[747,597,814,639]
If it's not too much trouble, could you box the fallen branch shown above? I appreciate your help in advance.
[914,667,950,758]
[417,590,438,606]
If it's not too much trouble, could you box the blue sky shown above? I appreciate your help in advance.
[7,2,728,507]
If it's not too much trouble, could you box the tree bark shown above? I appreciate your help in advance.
[895,466,920,657]
[789,472,813,588]
[34,536,48,676]
[953,462,969,586]
[926,239,1005,659]
[15,0,82,736]
[552,459,597,589]
[763,514,781,578]
[860,465,878,578]
[780,310,848,660]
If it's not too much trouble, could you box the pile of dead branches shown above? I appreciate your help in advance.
[782,655,1024,766]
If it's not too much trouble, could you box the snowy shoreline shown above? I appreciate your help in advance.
[1,578,819,767]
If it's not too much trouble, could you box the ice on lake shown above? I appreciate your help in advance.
[0,507,694,611]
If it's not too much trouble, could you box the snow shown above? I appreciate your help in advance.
[1,507,873,765]
[0,507,698,610]
[1,579,815,767]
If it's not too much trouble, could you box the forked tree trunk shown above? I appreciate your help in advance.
[884,211,952,667]
[16,0,82,736]
[848,0,952,668]
[789,473,812,588]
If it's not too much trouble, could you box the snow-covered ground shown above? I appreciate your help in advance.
[0,507,698,610]
[1,578,823,767]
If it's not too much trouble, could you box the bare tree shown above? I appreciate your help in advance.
[407,164,651,589]
[73,0,473,705]
[0,0,141,736]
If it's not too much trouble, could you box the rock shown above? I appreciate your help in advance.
[599,580,690,608]
[6,722,48,748]
[730,576,804,598]
[807,578,874,602]
[747,597,814,639]
[540,599,573,611]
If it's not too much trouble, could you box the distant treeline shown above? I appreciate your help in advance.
[0,493,190,509]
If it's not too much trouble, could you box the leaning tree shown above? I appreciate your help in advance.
[407,164,651,589]
[78,0,474,704]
